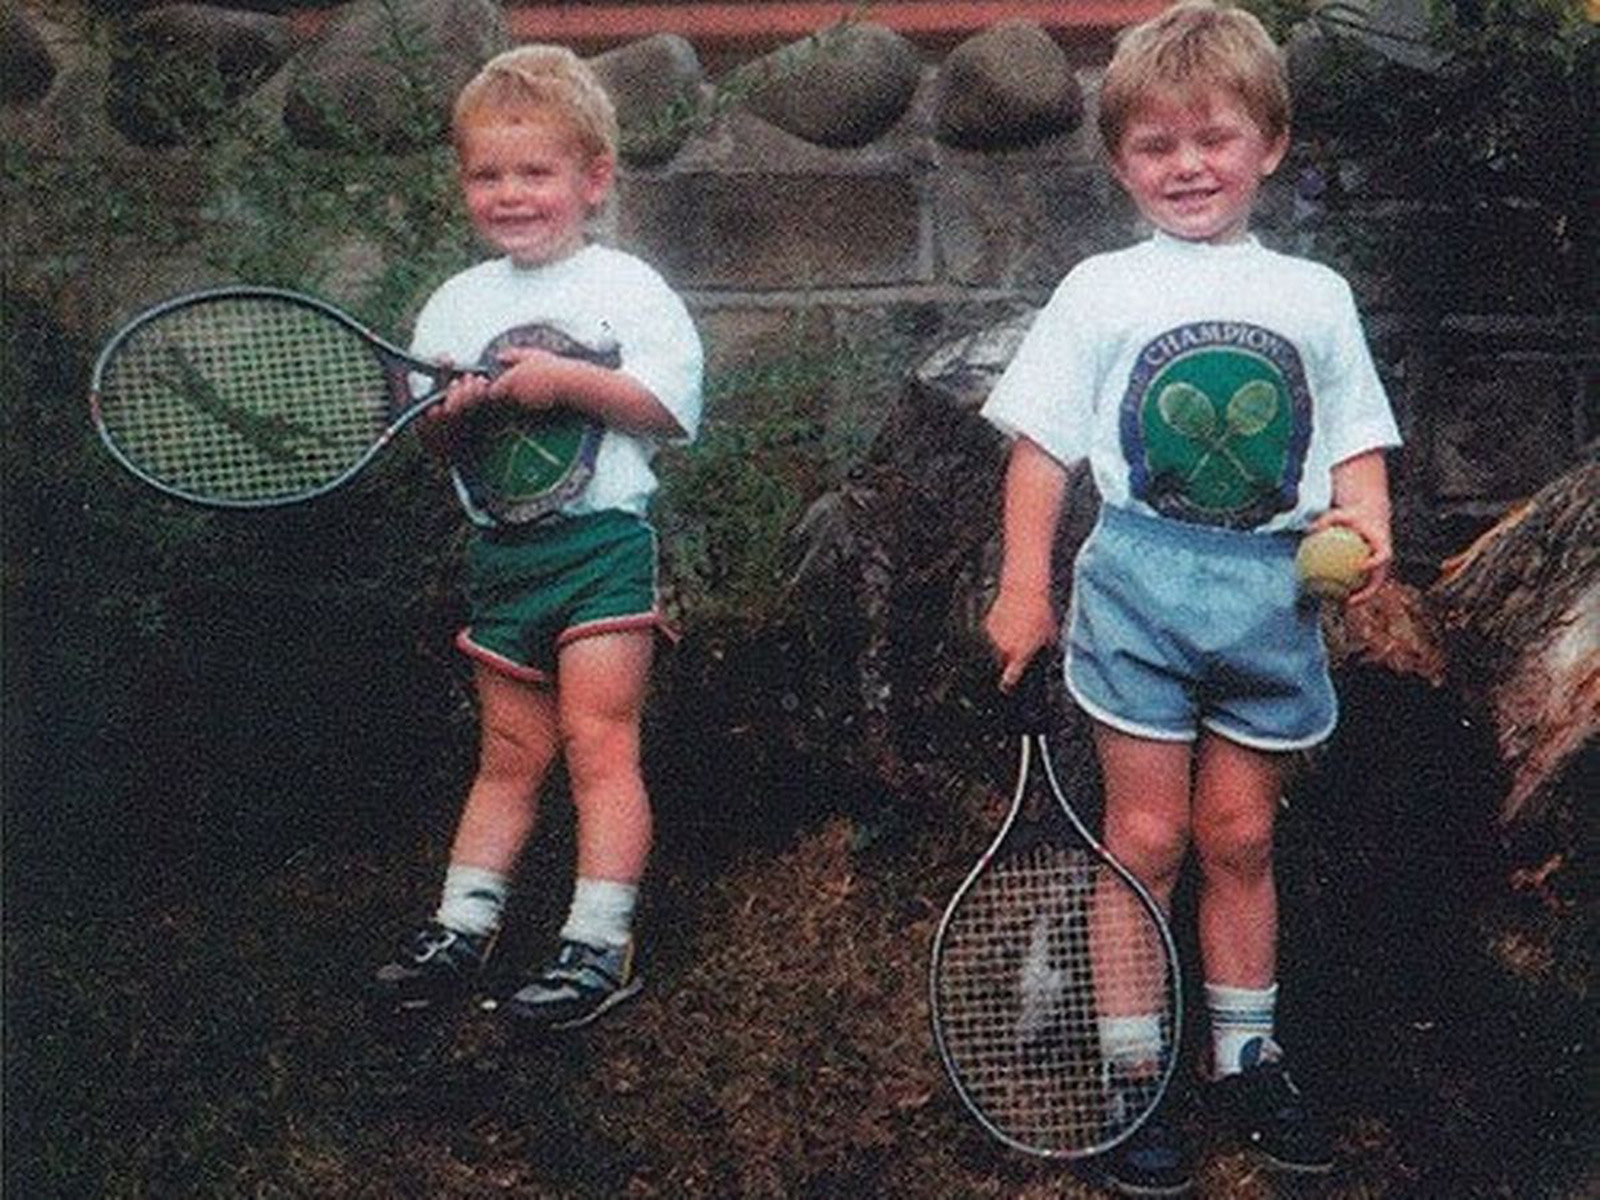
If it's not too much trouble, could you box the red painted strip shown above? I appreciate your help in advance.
[290,2,1166,49]
[454,629,553,683]
[557,612,681,646]
[505,2,1167,40]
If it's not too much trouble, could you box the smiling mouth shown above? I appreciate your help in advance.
[492,218,549,238]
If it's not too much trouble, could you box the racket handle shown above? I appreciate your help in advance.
[1006,657,1052,736]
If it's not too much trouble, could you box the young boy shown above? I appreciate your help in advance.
[981,2,1399,1193]
[372,45,702,1031]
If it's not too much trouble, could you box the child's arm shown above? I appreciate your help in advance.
[1317,448,1393,603]
[985,436,1069,690]
[428,348,685,438]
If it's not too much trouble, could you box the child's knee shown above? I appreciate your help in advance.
[1106,806,1190,883]
[1195,809,1275,880]
[478,712,558,779]
[562,714,642,791]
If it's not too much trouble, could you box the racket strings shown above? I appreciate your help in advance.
[933,844,1176,1155]
[95,298,393,501]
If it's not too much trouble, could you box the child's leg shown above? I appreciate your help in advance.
[1192,733,1284,984]
[447,663,562,876]
[433,664,561,938]
[556,628,655,885]
[503,629,654,1029]
[1093,723,1198,1194]
[372,666,559,1009]
[1193,733,1333,1172]
[549,628,655,951]
[1191,733,1287,1072]
[1092,723,1192,1060]
[1094,724,1194,910]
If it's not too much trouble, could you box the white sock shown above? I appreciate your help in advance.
[1099,1013,1167,1074]
[434,864,510,938]
[1207,981,1279,1076]
[560,877,639,949]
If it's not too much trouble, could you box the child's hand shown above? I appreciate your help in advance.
[485,346,574,412]
[1309,506,1392,604]
[437,371,494,413]
[984,588,1059,692]
[423,348,572,424]
[1325,448,1395,604]
[417,357,474,454]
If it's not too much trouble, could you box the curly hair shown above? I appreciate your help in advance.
[453,44,619,161]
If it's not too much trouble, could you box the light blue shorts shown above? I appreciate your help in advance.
[1064,506,1336,751]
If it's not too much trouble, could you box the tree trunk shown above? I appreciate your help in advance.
[1431,461,1598,826]
[1332,460,1598,832]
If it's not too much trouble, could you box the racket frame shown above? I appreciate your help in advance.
[928,696,1184,1159]
[89,286,467,508]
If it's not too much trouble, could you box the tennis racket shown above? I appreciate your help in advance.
[929,661,1182,1158]
[89,287,602,512]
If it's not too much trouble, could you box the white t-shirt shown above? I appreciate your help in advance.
[410,244,703,524]
[983,233,1400,532]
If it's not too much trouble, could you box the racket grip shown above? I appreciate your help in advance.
[1006,657,1052,736]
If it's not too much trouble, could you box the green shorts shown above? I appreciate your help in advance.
[456,510,669,683]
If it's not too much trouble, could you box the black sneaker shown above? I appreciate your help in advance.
[502,938,642,1031]
[371,921,494,1012]
[1100,1108,1194,1197]
[1213,1039,1334,1174]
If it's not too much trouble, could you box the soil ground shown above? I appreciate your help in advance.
[5,660,1594,1198]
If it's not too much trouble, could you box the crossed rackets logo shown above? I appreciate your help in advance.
[1156,378,1280,492]
[1121,322,1312,530]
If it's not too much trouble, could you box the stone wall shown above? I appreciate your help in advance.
[4,1,1594,572]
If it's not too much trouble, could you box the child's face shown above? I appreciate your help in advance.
[1111,88,1287,245]
[457,113,613,268]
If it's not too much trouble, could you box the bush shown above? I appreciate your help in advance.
[1253,0,1594,306]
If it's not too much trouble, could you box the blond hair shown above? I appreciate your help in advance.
[453,44,619,161]
[1099,1,1290,154]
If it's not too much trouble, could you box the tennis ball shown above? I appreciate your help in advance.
[1295,526,1370,600]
